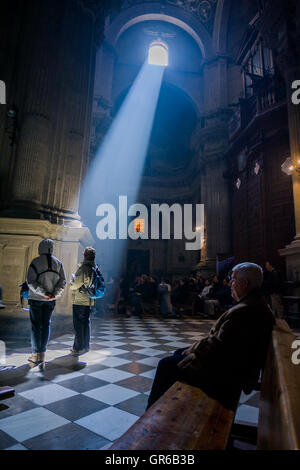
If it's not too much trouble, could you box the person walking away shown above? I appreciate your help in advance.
[26,238,66,368]
[70,247,103,356]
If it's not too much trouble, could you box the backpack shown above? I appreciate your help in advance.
[79,265,106,299]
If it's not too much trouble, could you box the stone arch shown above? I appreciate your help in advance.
[104,2,215,61]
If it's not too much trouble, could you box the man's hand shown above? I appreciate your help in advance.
[181,347,192,356]
[45,292,55,300]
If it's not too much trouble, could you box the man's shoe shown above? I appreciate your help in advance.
[28,353,41,364]
[80,348,89,355]
[70,349,80,356]
[38,352,46,370]
[70,348,89,356]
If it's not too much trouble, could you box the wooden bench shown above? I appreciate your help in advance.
[257,319,300,449]
[0,386,15,401]
[110,382,235,450]
[110,319,300,450]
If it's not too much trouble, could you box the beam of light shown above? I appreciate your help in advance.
[79,60,165,280]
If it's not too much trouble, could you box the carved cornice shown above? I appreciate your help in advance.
[121,0,218,35]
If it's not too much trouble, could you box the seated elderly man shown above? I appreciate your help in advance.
[147,262,275,411]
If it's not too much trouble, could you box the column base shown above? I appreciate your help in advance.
[0,218,94,314]
[279,235,300,282]
[194,259,216,276]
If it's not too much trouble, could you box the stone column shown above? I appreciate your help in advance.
[256,0,300,280]
[0,0,120,313]
[192,56,232,273]
[1,0,117,224]
[94,41,116,105]
[9,1,55,218]
[200,153,231,269]
[192,111,232,273]
[286,66,300,236]
[279,64,300,279]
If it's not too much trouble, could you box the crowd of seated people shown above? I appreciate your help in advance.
[95,260,287,320]
[95,272,235,319]
[190,274,234,318]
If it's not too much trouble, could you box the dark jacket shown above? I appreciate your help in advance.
[262,269,283,295]
[178,289,275,410]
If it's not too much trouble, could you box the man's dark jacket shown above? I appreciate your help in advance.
[178,289,275,410]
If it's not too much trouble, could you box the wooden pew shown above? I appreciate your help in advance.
[257,319,300,450]
[110,382,235,450]
[110,319,300,451]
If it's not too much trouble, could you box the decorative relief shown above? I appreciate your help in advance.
[121,0,218,34]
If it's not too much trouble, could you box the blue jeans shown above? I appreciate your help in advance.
[72,305,92,352]
[29,300,56,353]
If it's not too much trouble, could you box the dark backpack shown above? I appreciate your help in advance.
[79,265,106,299]
[19,265,37,310]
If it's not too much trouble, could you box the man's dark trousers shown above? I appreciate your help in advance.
[147,348,188,409]
[29,300,56,353]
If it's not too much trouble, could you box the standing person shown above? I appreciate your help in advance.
[263,261,285,318]
[26,238,66,367]
[157,279,177,318]
[69,246,99,356]
[117,276,131,317]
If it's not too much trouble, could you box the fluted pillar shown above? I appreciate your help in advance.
[10,0,55,217]
[0,0,120,312]
[286,66,300,237]
[279,65,300,279]
[1,0,112,224]
[200,156,231,269]
[192,112,232,272]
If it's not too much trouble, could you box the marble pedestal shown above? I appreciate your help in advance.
[279,237,300,283]
[0,218,93,314]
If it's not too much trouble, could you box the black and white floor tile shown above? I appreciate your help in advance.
[0,314,260,450]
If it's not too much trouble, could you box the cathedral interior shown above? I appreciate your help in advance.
[0,0,299,453]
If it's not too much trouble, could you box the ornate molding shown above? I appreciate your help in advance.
[121,0,218,35]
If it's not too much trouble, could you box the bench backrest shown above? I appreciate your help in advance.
[258,319,300,450]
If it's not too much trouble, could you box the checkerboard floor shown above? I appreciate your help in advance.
[0,313,260,450]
